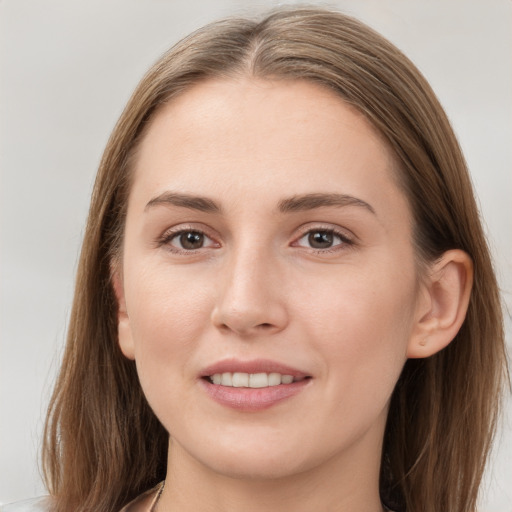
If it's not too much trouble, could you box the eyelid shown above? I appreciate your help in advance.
[294,223,355,240]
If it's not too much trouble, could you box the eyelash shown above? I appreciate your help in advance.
[293,227,354,254]
[156,225,354,255]
[156,226,218,255]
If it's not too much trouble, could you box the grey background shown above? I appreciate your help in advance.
[1,0,511,509]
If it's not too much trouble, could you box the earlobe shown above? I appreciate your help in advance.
[407,249,473,359]
[111,268,136,361]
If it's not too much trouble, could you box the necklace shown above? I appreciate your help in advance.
[147,481,392,512]
[148,481,165,512]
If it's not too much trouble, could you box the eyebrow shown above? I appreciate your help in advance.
[144,191,375,215]
[278,193,375,214]
[145,192,221,213]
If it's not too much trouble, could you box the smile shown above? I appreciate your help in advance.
[200,359,312,411]
[208,372,302,388]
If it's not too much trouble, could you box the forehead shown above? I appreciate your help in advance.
[137,77,390,163]
[130,78,408,221]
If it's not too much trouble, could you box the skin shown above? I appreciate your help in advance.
[114,78,473,512]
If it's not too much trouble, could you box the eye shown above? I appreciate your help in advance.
[167,230,217,251]
[295,229,350,250]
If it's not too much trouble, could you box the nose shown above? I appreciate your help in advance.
[210,247,289,337]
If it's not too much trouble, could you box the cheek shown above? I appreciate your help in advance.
[295,256,417,402]
[122,261,215,385]
[122,262,219,430]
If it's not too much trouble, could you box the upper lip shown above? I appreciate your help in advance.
[200,358,310,379]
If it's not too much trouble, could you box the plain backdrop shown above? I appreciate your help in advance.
[1,0,511,509]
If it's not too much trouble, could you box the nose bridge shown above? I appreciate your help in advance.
[211,238,287,336]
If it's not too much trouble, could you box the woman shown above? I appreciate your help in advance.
[8,7,507,512]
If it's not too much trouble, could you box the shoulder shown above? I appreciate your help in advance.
[0,497,52,512]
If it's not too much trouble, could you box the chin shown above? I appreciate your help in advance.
[183,434,320,482]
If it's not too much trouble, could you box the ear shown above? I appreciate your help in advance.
[407,249,473,358]
[111,267,136,360]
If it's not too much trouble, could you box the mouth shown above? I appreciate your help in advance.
[199,359,312,411]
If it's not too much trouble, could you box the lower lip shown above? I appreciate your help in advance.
[200,378,310,411]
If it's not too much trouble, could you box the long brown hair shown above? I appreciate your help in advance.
[42,8,508,512]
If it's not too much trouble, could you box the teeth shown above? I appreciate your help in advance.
[232,372,249,387]
[249,373,268,388]
[268,373,281,386]
[209,372,297,388]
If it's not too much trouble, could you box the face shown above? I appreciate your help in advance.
[116,78,423,481]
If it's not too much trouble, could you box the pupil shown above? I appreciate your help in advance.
[180,232,204,249]
[308,231,333,248]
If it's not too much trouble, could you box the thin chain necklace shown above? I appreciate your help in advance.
[147,481,392,512]
[148,481,165,512]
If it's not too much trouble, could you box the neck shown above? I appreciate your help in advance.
[158,420,386,512]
